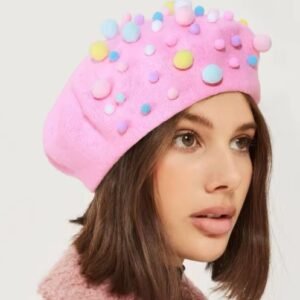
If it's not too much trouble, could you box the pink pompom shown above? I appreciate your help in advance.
[229,57,240,68]
[223,10,234,21]
[253,34,272,52]
[214,39,225,50]
[165,35,178,47]
[167,87,179,100]
[175,7,195,26]
[120,12,132,26]
[123,12,132,22]
[92,79,112,100]
[116,62,129,73]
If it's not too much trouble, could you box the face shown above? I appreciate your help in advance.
[153,92,256,266]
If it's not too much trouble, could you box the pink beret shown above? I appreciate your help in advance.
[43,1,272,192]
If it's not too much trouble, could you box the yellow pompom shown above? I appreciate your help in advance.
[240,19,248,26]
[89,41,109,61]
[164,1,175,15]
[173,50,194,70]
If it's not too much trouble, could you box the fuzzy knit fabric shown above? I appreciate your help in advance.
[37,244,207,300]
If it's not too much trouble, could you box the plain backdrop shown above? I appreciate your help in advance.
[0,0,299,299]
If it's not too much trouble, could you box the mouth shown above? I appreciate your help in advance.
[190,215,233,235]
[190,205,236,219]
[189,206,236,235]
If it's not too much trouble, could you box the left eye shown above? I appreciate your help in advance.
[231,137,255,152]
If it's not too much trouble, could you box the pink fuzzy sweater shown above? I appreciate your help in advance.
[37,245,207,300]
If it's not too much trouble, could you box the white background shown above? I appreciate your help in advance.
[0,0,299,299]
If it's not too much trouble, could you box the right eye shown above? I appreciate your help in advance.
[172,130,201,151]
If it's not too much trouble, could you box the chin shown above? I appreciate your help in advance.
[202,251,225,262]
[185,238,229,262]
[187,251,225,263]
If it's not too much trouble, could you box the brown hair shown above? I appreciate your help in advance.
[69,92,272,300]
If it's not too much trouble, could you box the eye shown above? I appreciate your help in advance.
[230,136,256,152]
[172,131,200,151]
[172,130,256,153]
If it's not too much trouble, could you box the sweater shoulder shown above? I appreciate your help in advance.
[37,245,132,300]
[37,245,207,300]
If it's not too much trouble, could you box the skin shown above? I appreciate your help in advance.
[153,92,256,267]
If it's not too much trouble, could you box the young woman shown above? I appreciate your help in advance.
[38,1,272,299]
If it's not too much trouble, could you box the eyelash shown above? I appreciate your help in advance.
[172,130,256,153]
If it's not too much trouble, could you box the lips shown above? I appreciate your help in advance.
[189,205,236,235]
[189,205,236,219]
[191,216,233,235]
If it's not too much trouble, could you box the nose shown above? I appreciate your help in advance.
[204,148,243,193]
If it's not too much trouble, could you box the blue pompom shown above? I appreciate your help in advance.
[122,21,141,43]
[247,55,258,67]
[202,64,223,85]
[152,11,164,21]
[108,51,120,62]
[194,6,205,16]
[140,103,151,115]
[101,19,119,39]
[115,92,126,104]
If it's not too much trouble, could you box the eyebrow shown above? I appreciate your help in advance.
[180,112,257,132]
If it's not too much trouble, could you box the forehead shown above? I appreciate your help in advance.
[178,92,256,130]
[187,92,252,115]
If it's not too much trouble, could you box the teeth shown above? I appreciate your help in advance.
[206,214,221,218]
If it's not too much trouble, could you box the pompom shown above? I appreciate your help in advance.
[134,14,145,25]
[152,11,164,21]
[175,3,195,26]
[207,9,220,23]
[116,120,129,135]
[148,71,160,83]
[231,35,242,48]
[247,55,258,67]
[194,6,205,17]
[189,23,200,35]
[253,34,272,52]
[140,103,152,115]
[229,57,240,68]
[92,79,112,99]
[214,39,225,50]
[173,50,194,70]
[122,21,141,43]
[89,41,109,61]
[100,19,119,39]
[152,20,163,32]
[223,11,234,21]
[202,64,223,85]
[104,103,116,115]
[108,51,120,62]
[144,44,156,56]
[168,87,179,100]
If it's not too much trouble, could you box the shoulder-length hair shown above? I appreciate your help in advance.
[69,92,273,300]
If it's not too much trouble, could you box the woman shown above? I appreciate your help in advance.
[38,1,272,299]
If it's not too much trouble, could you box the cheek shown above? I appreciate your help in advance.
[240,157,253,197]
[154,153,195,225]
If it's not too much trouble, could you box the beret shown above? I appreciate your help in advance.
[43,0,272,192]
